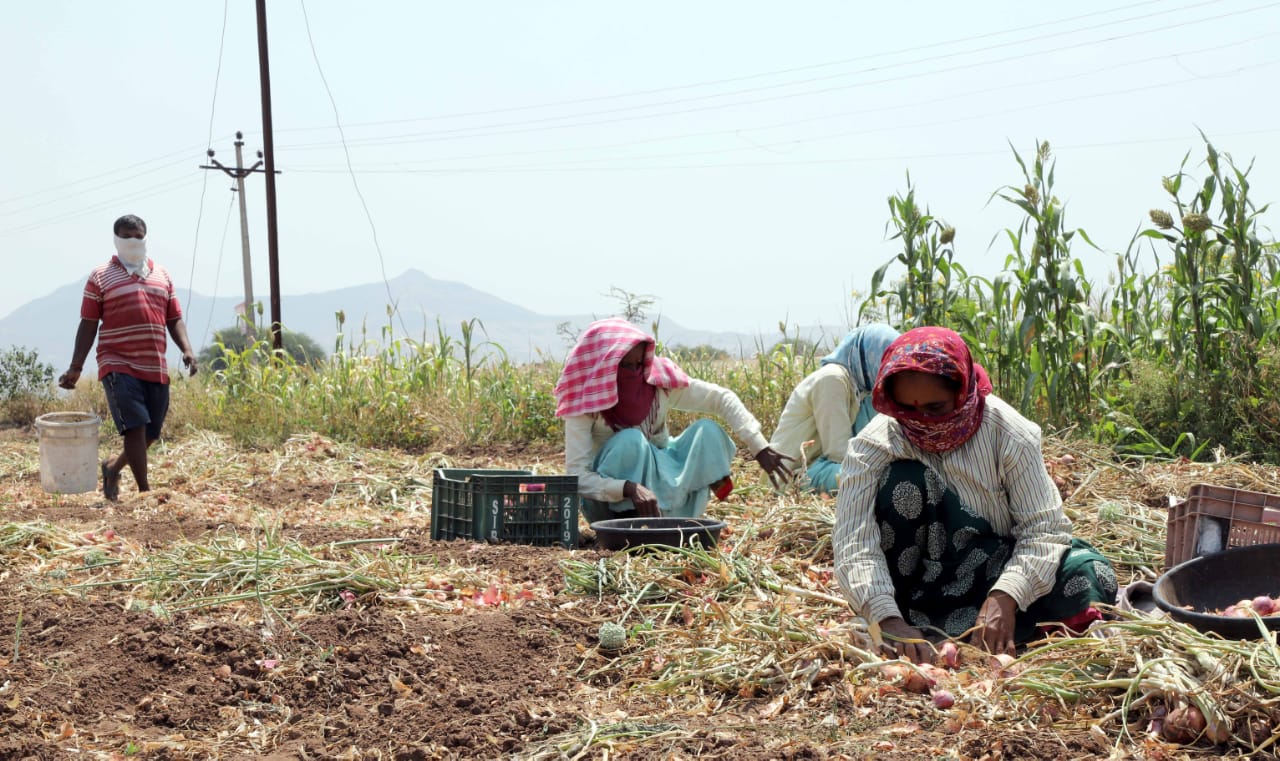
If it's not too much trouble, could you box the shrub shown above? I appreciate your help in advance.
[0,346,55,425]
[199,327,327,371]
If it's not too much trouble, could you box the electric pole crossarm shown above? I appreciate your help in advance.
[198,131,276,338]
[198,160,276,178]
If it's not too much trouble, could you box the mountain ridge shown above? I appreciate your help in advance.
[1,269,844,373]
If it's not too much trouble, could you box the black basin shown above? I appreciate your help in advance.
[590,517,725,551]
[1153,543,1280,638]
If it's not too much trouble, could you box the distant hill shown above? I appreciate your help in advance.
[0,269,844,373]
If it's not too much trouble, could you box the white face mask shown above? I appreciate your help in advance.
[114,235,147,266]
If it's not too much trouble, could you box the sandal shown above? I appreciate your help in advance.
[101,460,121,502]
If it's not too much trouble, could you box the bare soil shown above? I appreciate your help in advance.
[0,429,1230,760]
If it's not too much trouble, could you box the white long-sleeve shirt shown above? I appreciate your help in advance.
[832,394,1071,624]
[564,378,770,503]
[769,363,862,465]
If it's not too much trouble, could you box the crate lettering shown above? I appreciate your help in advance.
[490,497,501,541]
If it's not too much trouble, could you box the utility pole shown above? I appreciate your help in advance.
[199,131,275,337]
[256,0,284,352]
[232,136,256,336]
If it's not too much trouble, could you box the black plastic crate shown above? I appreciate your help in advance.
[430,468,579,548]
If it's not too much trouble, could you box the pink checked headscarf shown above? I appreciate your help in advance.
[871,327,993,453]
[554,319,689,420]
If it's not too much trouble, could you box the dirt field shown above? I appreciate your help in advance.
[0,428,1249,760]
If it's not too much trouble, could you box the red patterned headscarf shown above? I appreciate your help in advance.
[553,319,690,424]
[871,327,993,453]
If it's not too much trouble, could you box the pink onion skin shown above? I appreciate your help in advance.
[1162,705,1207,745]
[932,689,955,709]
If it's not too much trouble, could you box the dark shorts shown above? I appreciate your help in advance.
[102,373,169,440]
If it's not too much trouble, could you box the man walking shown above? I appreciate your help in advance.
[58,214,198,501]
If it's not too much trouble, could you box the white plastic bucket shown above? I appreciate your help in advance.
[34,412,101,494]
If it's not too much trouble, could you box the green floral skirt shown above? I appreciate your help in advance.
[875,460,1118,641]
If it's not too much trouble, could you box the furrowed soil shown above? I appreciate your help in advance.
[0,427,1235,760]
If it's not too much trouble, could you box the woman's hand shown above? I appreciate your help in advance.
[753,446,795,489]
[970,590,1017,656]
[879,617,932,664]
[622,481,662,518]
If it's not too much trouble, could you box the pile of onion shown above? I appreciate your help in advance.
[1217,595,1278,618]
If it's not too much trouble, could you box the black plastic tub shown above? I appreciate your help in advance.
[1152,543,1280,639]
[589,517,726,551]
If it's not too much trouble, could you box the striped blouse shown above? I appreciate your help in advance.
[832,394,1071,625]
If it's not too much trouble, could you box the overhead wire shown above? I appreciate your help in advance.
[10,1,1260,218]
[298,0,410,339]
[0,176,208,237]
[281,59,1280,176]
[282,31,1280,174]
[0,141,231,209]
[489,57,1280,171]
[285,126,1280,175]
[201,192,238,350]
[0,157,196,219]
[277,0,1275,152]
[188,0,231,338]
[268,0,1182,135]
[9,1,1274,246]
[2,3,1185,212]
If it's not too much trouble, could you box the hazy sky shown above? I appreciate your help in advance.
[4,1,1279,348]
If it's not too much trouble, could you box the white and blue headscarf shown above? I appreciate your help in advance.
[820,324,900,433]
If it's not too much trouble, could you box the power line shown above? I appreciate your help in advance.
[0,176,206,237]
[0,4,1178,213]
[278,0,1274,152]
[298,0,410,338]
[283,32,1279,174]
[205,1,229,151]
[284,126,1280,176]
[281,59,1280,177]
[8,1,1272,231]
[200,192,238,351]
[269,0,1181,136]
[0,157,194,219]
[4,0,1252,214]
[187,0,232,321]
[0,141,227,208]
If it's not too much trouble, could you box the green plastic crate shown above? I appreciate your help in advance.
[430,468,579,548]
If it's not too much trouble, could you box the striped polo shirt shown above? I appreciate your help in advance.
[833,394,1072,625]
[81,257,184,383]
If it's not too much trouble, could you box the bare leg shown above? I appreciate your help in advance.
[108,428,156,493]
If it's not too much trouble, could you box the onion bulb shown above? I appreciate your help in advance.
[932,689,955,709]
[1162,704,1207,744]
[936,641,959,669]
[880,663,933,694]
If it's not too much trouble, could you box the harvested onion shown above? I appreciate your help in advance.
[932,689,955,709]
[880,663,934,694]
[1161,704,1207,744]
[936,641,959,669]
[990,653,1021,677]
